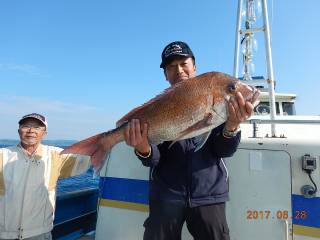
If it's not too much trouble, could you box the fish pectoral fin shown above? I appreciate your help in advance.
[212,100,228,121]
[168,113,214,149]
[194,131,211,152]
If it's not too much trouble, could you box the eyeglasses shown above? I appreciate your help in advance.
[19,125,45,131]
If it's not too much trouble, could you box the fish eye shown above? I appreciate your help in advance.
[228,84,236,92]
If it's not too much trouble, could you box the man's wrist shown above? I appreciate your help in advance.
[135,146,151,158]
[222,125,240,138]
[224,123,240,132]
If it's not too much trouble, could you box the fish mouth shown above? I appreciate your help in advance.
[249,86,260,106]
[241,84,260,105]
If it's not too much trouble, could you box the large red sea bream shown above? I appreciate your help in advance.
[61,72,260,170]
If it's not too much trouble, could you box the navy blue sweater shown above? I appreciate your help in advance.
[137,124,241,207]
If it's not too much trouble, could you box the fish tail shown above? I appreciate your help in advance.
[60,127,124,171]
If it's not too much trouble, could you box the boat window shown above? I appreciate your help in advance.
[254,102,280,115]
[282,102,295,115]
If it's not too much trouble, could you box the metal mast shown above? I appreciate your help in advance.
[233,0,277,137]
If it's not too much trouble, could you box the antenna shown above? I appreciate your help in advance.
[234,0,277,137]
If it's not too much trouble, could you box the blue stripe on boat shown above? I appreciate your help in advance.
[99,176,149,205]
[292,194,320,228]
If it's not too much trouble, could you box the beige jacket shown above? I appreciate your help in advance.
[0,144,90,239]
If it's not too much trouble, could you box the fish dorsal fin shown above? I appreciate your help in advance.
[116,80,186,126]
[116,71,223,126]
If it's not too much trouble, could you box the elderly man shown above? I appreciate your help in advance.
[0,113,90,240]
[125,41,254,240]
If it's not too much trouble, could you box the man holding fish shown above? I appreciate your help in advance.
[61,41,259,239]
[124,41,257,240]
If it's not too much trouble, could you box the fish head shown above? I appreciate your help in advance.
[215,73,260,106]
[230,81,259,105]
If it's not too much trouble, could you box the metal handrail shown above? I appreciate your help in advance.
[53,210,97,227]
[246,118,320,124]
[283,220,290,240]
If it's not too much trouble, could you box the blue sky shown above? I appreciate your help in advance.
[0,0,319,140]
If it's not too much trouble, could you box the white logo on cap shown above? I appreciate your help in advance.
[164,44,183,58]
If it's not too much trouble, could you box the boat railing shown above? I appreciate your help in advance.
[243,116,320,138]
[247,118,320,124]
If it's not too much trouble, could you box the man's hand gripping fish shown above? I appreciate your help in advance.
[61,72,260,171]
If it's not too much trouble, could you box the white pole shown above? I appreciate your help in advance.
[262,0,277,136]
[233,0,243,78]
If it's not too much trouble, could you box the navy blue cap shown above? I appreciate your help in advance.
[160,41,194,68]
